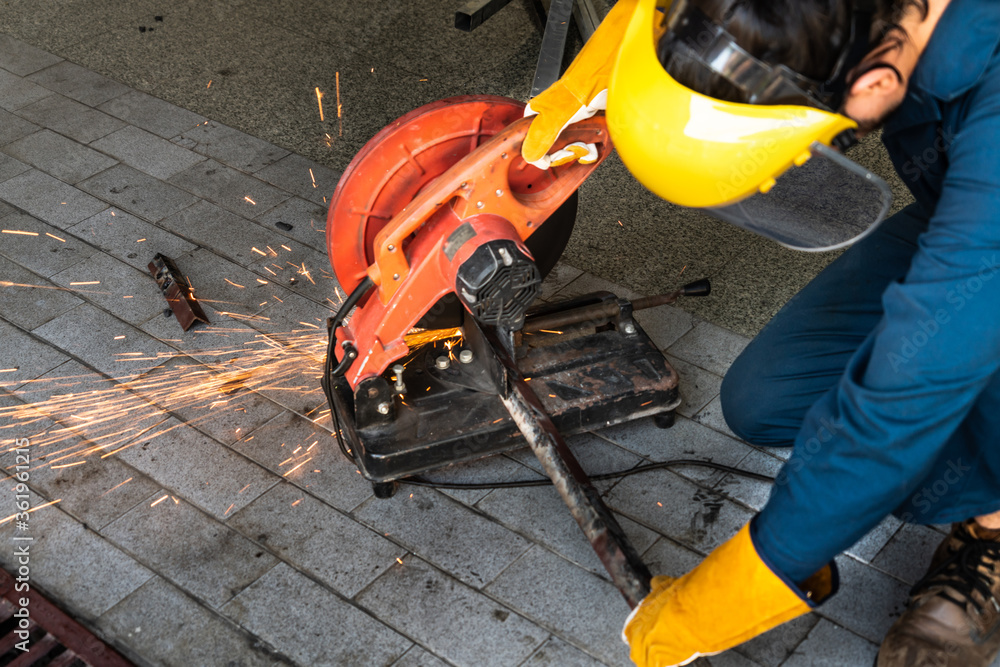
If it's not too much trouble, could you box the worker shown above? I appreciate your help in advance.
[522,0,1000,665]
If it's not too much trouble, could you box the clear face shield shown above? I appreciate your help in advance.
[657,0,892,252]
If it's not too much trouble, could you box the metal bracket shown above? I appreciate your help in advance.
[148,253,209,331]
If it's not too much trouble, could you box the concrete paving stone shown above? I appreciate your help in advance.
[0,213,100,279]
[13,359,171,459]
[141,303,278,369]
[780,619,879,667]
[27,60,130,107]
[692,395,740,440]
[90,125,206,180]
[484,545,632,666]
[634,304,697,353]
[131,358,285,445]
[846,514,903,563]
[598,416,751,486]
[475,484,658,578]
[0,392,65,468]
[0,34,62,76]
[0,317,69,391]
[712,447,783,512]
[703,652,764,667]
[818,555,909,644]
[168,159,291,219]
[3,129,117,184]
[870,522,943,585]
[736,614,819,667]
[0,67,53,111]
[15,93,125,143]
[99,576,289,667]
[0,490,154,621]
[0,168,108,228]
[0,152,30,183]
[0,255,83,329]
[98,90,207,140]
[668,321,751,377]
[506,432,644,491]
[253,195,331,253]
[358,556,547,667]
[422,452,548,507]
[605,468,754,553]
[391,645,452,667]
[228,481,405,597]
[353,485,532,589]
[225,562,412,667]
[0,109,39,147]
[0,200,11,217]
[521,636,608,667]
[233,410,375,512]
[254,152,340,205]
[538,262,585,302]
[102,492,279,608]
[552,271,641,302]
[174,120,290,173]
[49,251,167,325]
[77,164,199,223]
[665,354,723,418]
[114,416,279,519]
[67,207,197,270]
[32,303,175,380]
[640,536,705,579]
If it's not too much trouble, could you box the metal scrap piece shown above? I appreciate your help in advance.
[148,253,209,331]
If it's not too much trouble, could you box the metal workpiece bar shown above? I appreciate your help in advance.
[481,325,652,608]
[530,0,576,97]
[455,0,516,31]
[572,0,604,42]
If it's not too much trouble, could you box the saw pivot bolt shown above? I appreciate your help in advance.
[392,364,406,394]
[459,349,474,364]
[495,189,503,197]
[435,355,451,370]
[376,402,390,415]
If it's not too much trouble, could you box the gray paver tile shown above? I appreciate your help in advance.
[253,195,331,252]
[705,652,764,667]
[0,109,40,146]
[538,262,585,301]
[67,208,196,270]
[391,645,452,667]
[0,255,82,329]
[0,318,69,390]
[140,303,276,368]
[426,452,547,507]
[780,619,879,667]
[522,636,607,667]
[15,93,125,143]
[254,152,340,205]
[0,169,108,228]
[78,164,199,222]
[3,129,117,183]
[224,562,411,667]
[640,536,704,579]
[49,251,167,325]
[818,556,909,644]
[634,304,696,352]
[27,60,129,106]
[0,153,30,183]
[870,522,942,585]
[174,120,290,173]
[665,354,723,418]
[553,272,641,302]
[100,577,285,667]
[668,321,750,376]
[846,514,903,563]
[0,68,53,111]
[228,482,405,597]
[605,469,754,553]
[0,34,62,76]
[0,491,153,621]
[736,614,819,667]
[98,90,207,139]
[598,416,751,485]
[712,447,783,512]
[168,159,291,218]
[484,546,632,666]
[90,125,206,179]
[354,486,532,589]
[692,394,740,439]
[32,304,175,380]
[0,212,98,277]
[102,493,279,608]
[507,432,644,485]
[358,556,547,667]
[115,416,279,519]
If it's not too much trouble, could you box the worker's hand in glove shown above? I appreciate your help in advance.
[622,522,837,667]
[521,0,637,169]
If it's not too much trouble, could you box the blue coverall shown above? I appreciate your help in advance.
[719,0,1000,584]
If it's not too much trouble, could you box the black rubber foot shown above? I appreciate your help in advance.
[653,411,676,429]
[372,481,398,499]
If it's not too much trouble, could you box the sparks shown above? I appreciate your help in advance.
[0,368,18,373]
[207,80,212,88]
[136,238,146,242]
[283,457,313,477]
[45,232,66,242]
[396,557,404,565]
[2,229,38,236]
[308,168,316,188]
[51,460,86,469]
[244,196,256,205]
[617,220,624,227]
[297,321,319,329]
[335,71,342,137]
[224,502,235,516]
[224,279,245,288]
[315,86,325,121]
[150,494,169,507]
[69,281,100,286]
[101,477,133,496]
[251,247,267,256]
[291,498,302,507]
[538,329,563,335]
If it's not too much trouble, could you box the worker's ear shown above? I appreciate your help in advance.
[849,64,904,100]
[841,64,905,134]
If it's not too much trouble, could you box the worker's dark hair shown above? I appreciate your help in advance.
[663,0,929,104]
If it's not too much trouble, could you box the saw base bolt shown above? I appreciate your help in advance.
[622,322,637,335]
[458,349,474,364]
[435,355,451,370]
[392,364,406,394]
[376,402,390,415]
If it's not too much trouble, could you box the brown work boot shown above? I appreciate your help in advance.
[877,519,1000,666]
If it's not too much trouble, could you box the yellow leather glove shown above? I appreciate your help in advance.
[522,0,638,169]
[622,523,837,667]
